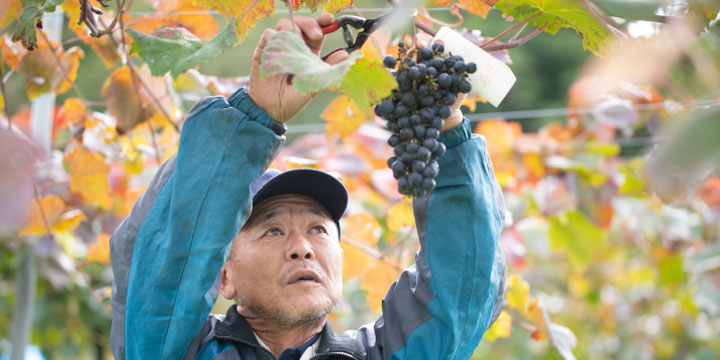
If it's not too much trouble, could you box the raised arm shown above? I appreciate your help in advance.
[349,118,507,359]
[109,89,284,360]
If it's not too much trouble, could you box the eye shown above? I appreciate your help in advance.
[264,227,283,236]
[311,225,328,234]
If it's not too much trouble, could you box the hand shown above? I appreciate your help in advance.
[248,14,350,123]
[414,33,466,132]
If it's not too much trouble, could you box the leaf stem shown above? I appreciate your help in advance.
[483,28,543,51]
[342,238,405,273]
[0,64,11,127]
[480,13,539,48]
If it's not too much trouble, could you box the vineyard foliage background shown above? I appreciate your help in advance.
[1,0,720,359]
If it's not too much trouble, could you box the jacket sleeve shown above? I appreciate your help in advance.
[347,119,507,359]
[109,88,284,360]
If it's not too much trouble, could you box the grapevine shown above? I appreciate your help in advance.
[375,41,476,198]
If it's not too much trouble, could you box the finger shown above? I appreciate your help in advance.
[293,16,325,52]
[253,28,277,64]
[324,48,350,65]
[414,32,434,49]
[315,12,333,26]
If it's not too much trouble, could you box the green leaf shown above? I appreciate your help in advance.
[11,0,64,50]
[126,21,238,78]
[548,210,607,269]
[335,58,397,116]
[260,30,361,93]
[495,0,612,56]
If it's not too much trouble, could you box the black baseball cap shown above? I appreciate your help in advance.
[250,168,349,235]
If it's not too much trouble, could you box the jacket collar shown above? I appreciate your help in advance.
[213,305,364,359]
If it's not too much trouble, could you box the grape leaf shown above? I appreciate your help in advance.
[344,212,380,246]
[102,66,155,134]
[341,242,371,279]
[131,0,219,40]
[1,33,27,70]
[290,0,353,12]
[484,310,512,341]
[335,57,397,116]
[495,0,612,56]
[323,0,353,13]
[127,20,238,78]
[11,0,64,50]
[361,260,401,312]
[459,0,498,18]
[260,30,362,94]
[16,41,84,99]
[548,210,607,269]
[65,146,113,209]
[386,201,415,233]
[506,275,531,313]
[194,0,275,42]
[86,234,111,264]
[321,95,370,139]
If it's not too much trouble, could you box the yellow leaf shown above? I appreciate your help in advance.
[359,27,390,61]
[525,298,548,341]
[194,0,275,42]
[341,242,371,279]
[1,33,26,70]
[386,201,415,233]
[461,94,487,112]
[458,0,496,18]
[361,260,400,312]
[484,310,512,341]
[322,0,353,13]
[433,0,451,5]
[86,234,111,264]
[51,209,87,234]
[506,275,530,314]
[62,97,88,128]
[19,195,65,236]
[343,212,381,246]
[132,0,220,40]
[65,147,113,209]
[55,46,84,95]
[321,95,370,140]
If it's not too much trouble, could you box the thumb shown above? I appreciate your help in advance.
[323,47,350,65]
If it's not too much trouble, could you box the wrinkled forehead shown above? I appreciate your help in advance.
[247,194,333,226]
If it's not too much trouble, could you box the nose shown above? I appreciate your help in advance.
[285,230,315,261]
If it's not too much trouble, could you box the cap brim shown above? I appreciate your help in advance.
[252,169,348,223]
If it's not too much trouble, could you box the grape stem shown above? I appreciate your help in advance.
[479,12,540,48]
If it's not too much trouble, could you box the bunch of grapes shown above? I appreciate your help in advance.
[374,42,476,198]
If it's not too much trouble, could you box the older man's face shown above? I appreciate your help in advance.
[220,194,343,327]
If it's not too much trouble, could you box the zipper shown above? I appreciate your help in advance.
[214,334,276,360]
[309,351,359,360]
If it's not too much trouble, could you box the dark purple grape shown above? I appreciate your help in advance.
[387,156,398,168]
[404,59,416,67]
[412,160,426,172]
[420,47,434,60]
[400,151,414,163]
[466,62,477,74]
[406,142,419,153]
[453,61,466,74]
[432,42,444,53]
[413,125,426,138]
[444,57,455,68]
[422,178,436,191]
[394,104,409,117]
[383,55,397,69]
[416,63,427,77]
[416,147,431,161]
[397,72,408,84]
[438,105,452,118]
[378,99,394,116]
[423,138,439,152]
[412,187,427,198]
[431,58,444,70]
[393,144,405,156]
[397,116,410,129]
[399,127,414,141]
[429,117,443,130]
[434,142,446,157]
[458,80,472,93]
[451,74,461,87]
[408,172,423,186]
[419,108,434,121]
[410,114,423,125]
[442,93,457,105]
[426,128,440,139]
[432,91,443,100]
[408,67,421,81]
[398,177,410,193]
[399,81,413,92]
[392,159,407,173]
[438,73,452,88]
[454,55,464,62]
[423,161,439,178]
[401,92,416,106]
[420,95,434,108]
[426,67,438,78]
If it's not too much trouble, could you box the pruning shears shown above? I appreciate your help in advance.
[320,13,391,53]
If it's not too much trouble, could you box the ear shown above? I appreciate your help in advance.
[219,264,237,300]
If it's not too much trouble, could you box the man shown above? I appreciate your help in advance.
[110,12,507,360]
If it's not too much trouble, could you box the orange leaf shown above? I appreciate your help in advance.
[65,147,113,209]
[19,195,65,236]
[55,46,84,95]
[526,298,548,341]
[340,242,371,279]
[63,98,88,128]
[66,11,122,69]
[0,0,22,29]
[194,0,276,43]
[132,0,220,40]
[102,66,155,134]
[51,209,87,234]
[321,95,371,140]
[87,234,111,264]
[361,260,400,312]
[343,212,381,246]
[461,94,487,112]
[1,33,27,70]
[16,39,84,99]
[433,0,451,5]
[386,201,415,233]
[458,0,496,18]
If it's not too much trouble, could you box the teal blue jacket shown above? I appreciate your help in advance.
[109,88,507,359]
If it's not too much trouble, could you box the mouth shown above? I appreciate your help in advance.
[287,269,322,285]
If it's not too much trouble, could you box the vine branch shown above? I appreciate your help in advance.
[342,238,405,273]
[480,13,539,48]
